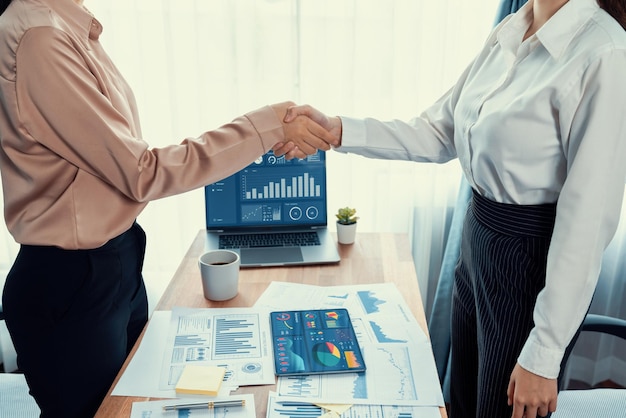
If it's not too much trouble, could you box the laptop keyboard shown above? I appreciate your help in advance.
[219,232,321,249]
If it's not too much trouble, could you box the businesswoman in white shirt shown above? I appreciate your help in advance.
[279,0,626,417]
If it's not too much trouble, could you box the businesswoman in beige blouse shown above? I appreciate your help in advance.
[0,0,336,417]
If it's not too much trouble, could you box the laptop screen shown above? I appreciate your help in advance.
[205,150,328,231]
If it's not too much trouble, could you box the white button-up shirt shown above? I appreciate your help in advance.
[338,0,626,378]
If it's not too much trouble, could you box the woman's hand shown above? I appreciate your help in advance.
[272,103,342,159]
[284,104,342,140]
[508,362,558,418]
[270,102,339,160]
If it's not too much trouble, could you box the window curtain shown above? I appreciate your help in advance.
[494,0,528,23]
[0,0,500,370]
[417,0,531,320]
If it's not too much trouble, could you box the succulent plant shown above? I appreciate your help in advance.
[336,207,358,225]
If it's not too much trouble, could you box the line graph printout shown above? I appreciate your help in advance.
[274,341,441,406]
[266,392,442,418]
[255,282,444,406]
[255,282,429,346]
[158,307,274,390]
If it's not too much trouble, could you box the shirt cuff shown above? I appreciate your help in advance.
[244,105,284,153]
[517,333,564,379]
[336,116,367,151]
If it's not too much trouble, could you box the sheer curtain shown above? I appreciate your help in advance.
[79,0,500,309]
[0,0,498,368]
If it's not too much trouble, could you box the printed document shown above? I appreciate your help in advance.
[256,282,444,407]
[267,391,442,418]
[113,307,274,398]
[159,307,275,391]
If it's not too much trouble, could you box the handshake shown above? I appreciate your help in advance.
[270,102,342,160]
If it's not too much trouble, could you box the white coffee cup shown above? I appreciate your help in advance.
[198,250,240,301]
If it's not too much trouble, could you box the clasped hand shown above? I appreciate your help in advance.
[270,102,341,160]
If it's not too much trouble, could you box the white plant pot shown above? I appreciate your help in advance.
[337,222,357,244]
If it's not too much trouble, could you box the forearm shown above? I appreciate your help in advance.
[335,116,457,163]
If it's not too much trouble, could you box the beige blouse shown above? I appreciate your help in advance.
[0,0,284,249]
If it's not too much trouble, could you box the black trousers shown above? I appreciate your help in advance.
[450,190,559,418]
[2,222,148,418]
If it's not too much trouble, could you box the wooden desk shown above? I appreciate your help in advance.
[95,231,447,417]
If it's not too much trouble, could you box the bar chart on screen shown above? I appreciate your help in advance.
[241,171,322,200]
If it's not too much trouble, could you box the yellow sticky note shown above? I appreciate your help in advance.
[317,403,353,414]
[175,365,226,396]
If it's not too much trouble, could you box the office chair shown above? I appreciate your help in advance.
[551,314,626,417]
[0,304,41,418]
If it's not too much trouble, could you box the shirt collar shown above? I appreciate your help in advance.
[498,0,599,60]
[37,0,102,44]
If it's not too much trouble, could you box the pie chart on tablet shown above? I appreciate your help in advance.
[313,342,341,367]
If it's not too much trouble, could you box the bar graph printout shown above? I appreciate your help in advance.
[266,392,442,418]
[255,282,444,407]
[158,307,275,391]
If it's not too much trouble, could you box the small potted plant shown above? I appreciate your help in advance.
[336,206,358,244]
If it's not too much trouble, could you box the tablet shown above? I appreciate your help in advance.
[270,308,366,376]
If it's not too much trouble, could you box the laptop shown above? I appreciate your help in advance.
[203,149,340,267]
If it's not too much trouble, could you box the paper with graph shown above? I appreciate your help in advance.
[255,282,444,406]
[158,307,275,390]
[266,391,442,418]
